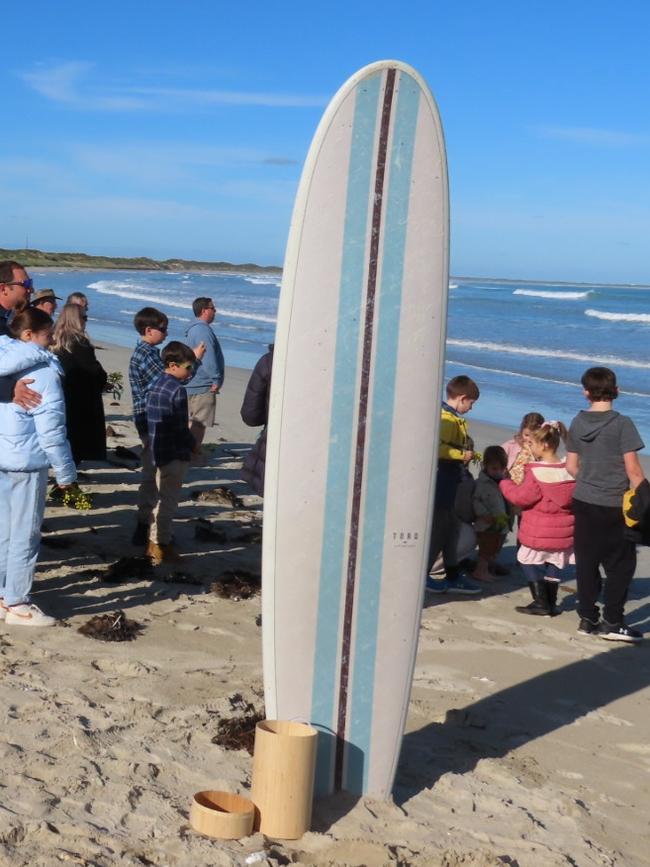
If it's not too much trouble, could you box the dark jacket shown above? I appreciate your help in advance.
[624,478,650,545]
[241,346,273,496]
[56,339,108,464]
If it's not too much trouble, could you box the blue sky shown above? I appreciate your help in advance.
[2,1,650,282]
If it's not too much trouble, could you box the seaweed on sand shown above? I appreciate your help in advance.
[191,486,243,508]
[211,694,265,754]
[78,610,144,642]
[210,569,260,600]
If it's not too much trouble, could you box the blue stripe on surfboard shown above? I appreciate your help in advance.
[345,73,421,794]
[310,73,382,795]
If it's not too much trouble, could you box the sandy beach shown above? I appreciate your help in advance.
[1,341,649,867]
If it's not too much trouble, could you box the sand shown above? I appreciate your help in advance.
[1,342,649,867]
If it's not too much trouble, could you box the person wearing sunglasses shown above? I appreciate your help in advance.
[0,260,42,411]
[185,297,224,455]
[0,260,33,336]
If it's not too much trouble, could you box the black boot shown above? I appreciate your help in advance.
[545,580,560,616]
[515,581,551,616]
[131,522,149,546]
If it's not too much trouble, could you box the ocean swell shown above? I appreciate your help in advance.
[585,309,650,324]
[447,338,645,370]
[514,289,592,300]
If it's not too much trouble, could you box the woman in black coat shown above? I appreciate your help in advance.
[240,345,273,496]
[52,303,108,465]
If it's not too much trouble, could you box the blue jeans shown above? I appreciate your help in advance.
[0,468,48,606]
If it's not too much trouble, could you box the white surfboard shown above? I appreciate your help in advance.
[262,60,449,799]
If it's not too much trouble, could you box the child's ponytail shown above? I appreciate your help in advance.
[531,420,567,452]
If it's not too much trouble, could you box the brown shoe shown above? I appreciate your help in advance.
[146,541,181,565]
[146,541,165,566]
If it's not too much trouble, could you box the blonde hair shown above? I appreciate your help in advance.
[52,303,89,354]
[531,420,567,452]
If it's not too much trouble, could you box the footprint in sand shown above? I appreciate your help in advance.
[557,770,584,780]
[92,659,157,677]
[582,710,633,727]
[617,742,650,755]
[168,620,245,641]
[170,621,200,632]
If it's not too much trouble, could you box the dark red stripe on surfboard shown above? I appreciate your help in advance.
[334,67,397,791]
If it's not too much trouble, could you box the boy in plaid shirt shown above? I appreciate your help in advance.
[145,341,196,565]
[128,307,168,545]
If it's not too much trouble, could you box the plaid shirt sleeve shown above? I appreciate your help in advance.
[147,375,194,466]
[129,342,165,437]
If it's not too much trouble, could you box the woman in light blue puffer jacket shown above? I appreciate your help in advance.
[0,308,76,627]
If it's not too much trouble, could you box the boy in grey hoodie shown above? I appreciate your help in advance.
[566,367,645,642]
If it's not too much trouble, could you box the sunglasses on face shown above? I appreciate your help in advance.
[4,278,33,290]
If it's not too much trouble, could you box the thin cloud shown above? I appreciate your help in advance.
[70,143,300,183]
[534,125,650,147]
[19,61,326,111]
[21,61,92,103]
[262,156,300,166]
[128,85,326,108]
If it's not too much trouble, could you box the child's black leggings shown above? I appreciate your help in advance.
[573,498,637,624]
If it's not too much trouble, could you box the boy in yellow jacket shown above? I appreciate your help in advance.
[427,375,482,594]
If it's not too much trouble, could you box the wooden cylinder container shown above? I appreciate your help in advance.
[189,790,255,840]
[251,720,318,839]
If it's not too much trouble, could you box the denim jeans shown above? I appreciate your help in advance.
[0,468,48,606]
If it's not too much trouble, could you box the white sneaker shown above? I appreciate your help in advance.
[0,600,6,621]
[4,603,56,627]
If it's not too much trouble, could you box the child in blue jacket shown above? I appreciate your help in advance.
[0,308,76,627]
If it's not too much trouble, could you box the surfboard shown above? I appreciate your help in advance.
[262,60,449,799]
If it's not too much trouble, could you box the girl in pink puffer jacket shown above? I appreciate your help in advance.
[500,421,575,617]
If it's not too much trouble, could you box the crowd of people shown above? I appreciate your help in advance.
[427,371,647,642]
[0,258,647,644]
[0,259,228,625]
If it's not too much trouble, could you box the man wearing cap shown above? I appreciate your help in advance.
[30,288,62,317]
[0,260,42,409]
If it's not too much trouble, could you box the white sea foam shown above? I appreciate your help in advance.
[220,308,276,324]
[585,309,650,324]
[446,358,650,398]
[93,282,277,323]
[449,283,459,290]
[513,289,592,300]
[244,275,281,286]
[447,338,646,370]
[91,283,190,309]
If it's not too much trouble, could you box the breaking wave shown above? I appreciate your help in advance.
[447,338,645,370]
[514,289,592,300]
[585,309,650,324]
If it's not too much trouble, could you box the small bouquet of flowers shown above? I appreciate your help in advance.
[49,483,94,510]
[105,371,124,401]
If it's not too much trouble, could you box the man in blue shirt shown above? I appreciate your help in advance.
[185,297,224,452]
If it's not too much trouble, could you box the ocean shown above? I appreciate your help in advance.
[32,269,650,448]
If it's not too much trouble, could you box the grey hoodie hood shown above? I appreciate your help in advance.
[571,409,620,442]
